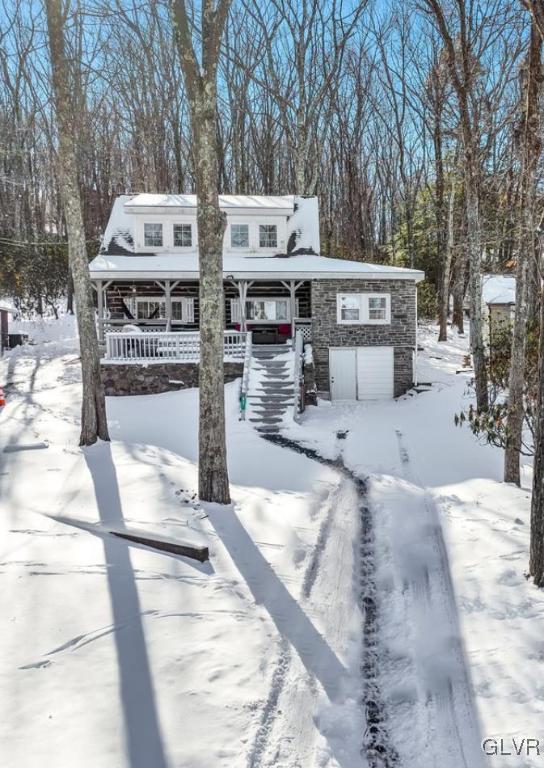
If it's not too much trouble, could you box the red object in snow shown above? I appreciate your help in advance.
[0,388,5,407]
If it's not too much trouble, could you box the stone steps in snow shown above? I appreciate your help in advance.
[248,394,294,401]
[257,384,294,390]
[251,408,290,414]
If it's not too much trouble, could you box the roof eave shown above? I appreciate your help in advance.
[90,268,425,282]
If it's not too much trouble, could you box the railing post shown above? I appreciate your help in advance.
[292,330,304,423]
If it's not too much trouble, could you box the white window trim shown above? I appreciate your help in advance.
[336,293,391,325]
[134,296,195,323]
[173,223,193,249]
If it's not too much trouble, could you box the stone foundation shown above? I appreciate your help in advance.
[101,361,244,396]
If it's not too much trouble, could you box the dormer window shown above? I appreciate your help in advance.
[259,224,277,248]
[231,223,249,248]
[144,223,163,247]
[173,223,192,247]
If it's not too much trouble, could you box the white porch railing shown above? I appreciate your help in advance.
[294,318,312,341]
[104,330,248,363]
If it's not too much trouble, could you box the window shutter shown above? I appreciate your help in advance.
[295,297,301,317]
[230,298,241,323]
[182,297,195,323]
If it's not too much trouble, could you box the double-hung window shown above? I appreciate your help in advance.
[144,223,163,248]
[368,295,388,322]
[173,223,192,247]
[259,224,277,248]
[336,293,391,325]
[231,224,249,248]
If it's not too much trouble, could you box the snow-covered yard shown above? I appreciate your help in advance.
[1,322,542,767]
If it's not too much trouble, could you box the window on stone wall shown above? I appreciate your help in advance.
[336,293,390,325]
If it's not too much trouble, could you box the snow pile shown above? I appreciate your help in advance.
[9,312,78,347]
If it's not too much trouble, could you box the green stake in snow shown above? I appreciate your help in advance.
[239,392,247,421]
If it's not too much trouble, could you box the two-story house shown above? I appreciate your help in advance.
[89,194,424,403]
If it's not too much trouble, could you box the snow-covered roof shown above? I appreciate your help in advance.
[125,194,295,211]
[98,194,318,257]
[0,299,14,313]
[482,274,516,305]
[92,193,423,282]
[89,251,424,282]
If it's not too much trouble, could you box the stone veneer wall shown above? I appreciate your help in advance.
[102,362,243,396]
[311,279,417,397]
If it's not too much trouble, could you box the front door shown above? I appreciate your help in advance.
[329,348,357,400]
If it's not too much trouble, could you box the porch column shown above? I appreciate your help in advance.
[156,280,179,331]
[233,280,253,332]
[94,280,111,344]
[164,281,172,331]
[281,280,304,338]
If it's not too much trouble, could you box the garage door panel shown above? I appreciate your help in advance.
[356,347,394,400]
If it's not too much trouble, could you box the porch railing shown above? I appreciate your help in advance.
[104,330,248,363]
[294,317,312,342]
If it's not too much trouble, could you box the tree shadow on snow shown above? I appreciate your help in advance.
[84,444,169,768]
[208,504,359,768]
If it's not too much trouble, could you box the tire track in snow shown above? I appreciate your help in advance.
[394,429,485,768]
[261,435,398,768]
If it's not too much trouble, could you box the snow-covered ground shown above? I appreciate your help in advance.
[285,326,538,767]
[0,322,363,768]
[0,320,541,767]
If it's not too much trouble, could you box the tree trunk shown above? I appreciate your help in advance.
[171,0,231,504]
[194,96,230,503]
[45,0,109,446]
[438,174,456,341]
[504,250,529,484]
[465,176,488,410]
[452,250,466,334]
[530,279,544,584]
[505,22,542,485]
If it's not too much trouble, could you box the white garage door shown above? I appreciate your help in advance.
[329,346,394,401]
[356,347,394,400]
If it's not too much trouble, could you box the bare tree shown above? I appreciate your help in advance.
[522,0,544,585]
[171,0,231,503]
[421,0,489,410]
[505,18,542,485]
[44,0,109,445]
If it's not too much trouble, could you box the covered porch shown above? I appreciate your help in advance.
[93,278,312,357]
